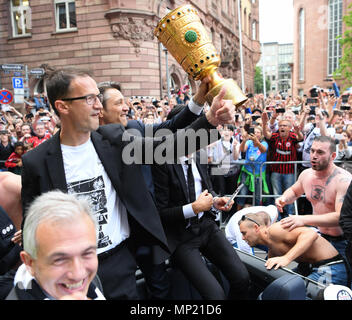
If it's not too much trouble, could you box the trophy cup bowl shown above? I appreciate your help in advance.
[154,4,248,108]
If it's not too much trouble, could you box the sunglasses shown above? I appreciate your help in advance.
[241,215,260,227]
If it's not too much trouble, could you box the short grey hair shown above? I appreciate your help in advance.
[23,190,97,259]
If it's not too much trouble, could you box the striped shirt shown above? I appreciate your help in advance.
[268,132,299,174]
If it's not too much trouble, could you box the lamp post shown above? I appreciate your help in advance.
[157,0,164,99]
[261,42,267,98]
[237,0,245,92]
[162,44,171,100]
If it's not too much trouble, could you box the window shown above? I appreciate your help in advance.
[55,0,77,32]
[252,21,257,40]
[243,9,247,35]
[298,8,305,81]
[328,0,343,75]
[10,0,31,37]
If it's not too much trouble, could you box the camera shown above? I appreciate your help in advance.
[309,87,320,98]
[248,127,255,135]
[342,95,350,104]
[307,98,318,105]
[276,108,285,114]
[341,105,351,111]
[39,112,47,117]
[309,106,317,115]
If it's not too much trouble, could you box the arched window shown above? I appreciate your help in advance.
[328,0,343,75]
[298,8,305,81]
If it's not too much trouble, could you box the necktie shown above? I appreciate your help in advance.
[186,160,196,203]
[186,160,199,230]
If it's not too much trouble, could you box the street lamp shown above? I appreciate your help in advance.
[162,44,171,100]
[157,0,166,99]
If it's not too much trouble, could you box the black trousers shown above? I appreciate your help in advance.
[135,246,170,299]
[172,216,250,300]
[97,240,139,300]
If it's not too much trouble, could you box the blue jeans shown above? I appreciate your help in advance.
[307,262,348,287]
[270,172,295,216]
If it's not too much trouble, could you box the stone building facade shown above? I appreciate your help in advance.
[293,0,352,95]
[0,0,261,103]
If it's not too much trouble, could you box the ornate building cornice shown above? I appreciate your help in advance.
[105,9,158,55]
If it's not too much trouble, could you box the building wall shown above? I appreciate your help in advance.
[293,0,352,95]
[0,0,261,103]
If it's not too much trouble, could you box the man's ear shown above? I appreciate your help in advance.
[55,100,69,116]
[20,251,35,277]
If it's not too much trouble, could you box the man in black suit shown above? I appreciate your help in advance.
[152,106,250,300]
[20,67,235,300]
[97,80,209,299]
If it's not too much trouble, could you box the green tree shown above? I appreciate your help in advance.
[254,66,271,94]
[334,3,352,89]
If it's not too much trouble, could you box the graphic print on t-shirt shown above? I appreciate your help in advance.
[67,176,112,249]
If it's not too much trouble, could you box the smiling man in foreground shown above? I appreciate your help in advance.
[6,191,104,300]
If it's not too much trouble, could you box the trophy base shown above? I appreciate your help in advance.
[205,79,248,109]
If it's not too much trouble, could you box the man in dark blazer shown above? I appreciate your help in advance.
[152,106,250,300]
[97,80,209,299]
[20,67,235,300]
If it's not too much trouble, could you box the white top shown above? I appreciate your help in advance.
[61,139,129,254]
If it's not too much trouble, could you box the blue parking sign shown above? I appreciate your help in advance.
[12,77,24,89]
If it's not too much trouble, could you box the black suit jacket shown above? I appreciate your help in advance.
[126,105,199,196]
[21,115,217,263]
[152,151,217,254]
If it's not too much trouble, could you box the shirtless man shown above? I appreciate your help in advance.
[0,172,22,231]
[239,212,349,286]
[276,136,352,258]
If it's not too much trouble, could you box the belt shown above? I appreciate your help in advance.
[98,239,128,261]
[321,233,346,242]
[311,254,344,268]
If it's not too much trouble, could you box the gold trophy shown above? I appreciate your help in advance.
[154,4,248,108]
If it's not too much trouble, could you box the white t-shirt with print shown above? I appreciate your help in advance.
[61,139,129,255]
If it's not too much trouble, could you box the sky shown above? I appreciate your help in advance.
[259,0,294,44]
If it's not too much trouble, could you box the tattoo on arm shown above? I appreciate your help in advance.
[326,168,340,186]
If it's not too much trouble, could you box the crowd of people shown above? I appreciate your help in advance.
[0,67,352,300]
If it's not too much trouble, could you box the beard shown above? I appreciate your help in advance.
[311,158,330,171]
